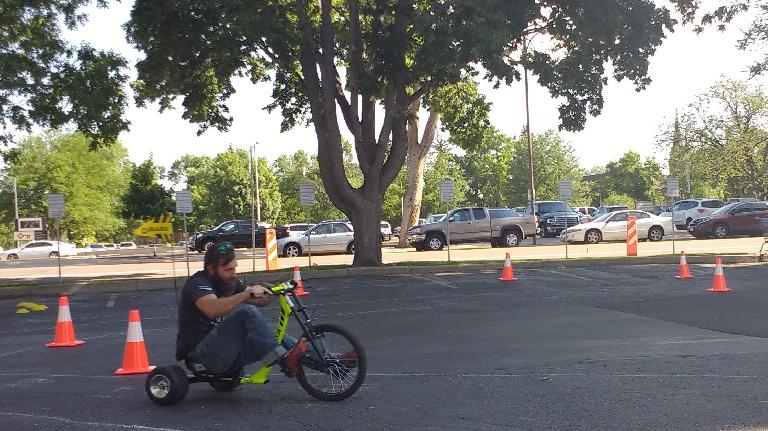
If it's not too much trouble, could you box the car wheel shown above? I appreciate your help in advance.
[686,217,693,228]
[584,230,602,244]
[204,241,215,251]
[502,230,522,247]
[7,254,18,261]
[346,242,355,254]
[648,226,664,242]
[283,243,301,258]
[713,223,729,239]
[425,234,444,251]
[49,251,59,258]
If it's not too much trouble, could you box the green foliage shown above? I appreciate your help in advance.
[0,1,129,148]
[602,193,635,207]
[122,159,174,221]
[660,79,768,200]
[422,140,468,216]
[168,149,284,230]
[0,132,130,242]
[603,151,664,202]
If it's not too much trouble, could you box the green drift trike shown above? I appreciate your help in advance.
[146,280,367,405]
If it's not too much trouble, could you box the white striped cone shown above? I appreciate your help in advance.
[46,296,84,347]
[707,257,731,292]
[115,310,155,375]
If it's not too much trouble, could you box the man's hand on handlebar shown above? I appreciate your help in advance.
[243,285,275,306]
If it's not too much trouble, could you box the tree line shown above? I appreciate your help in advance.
[4,77,768,249]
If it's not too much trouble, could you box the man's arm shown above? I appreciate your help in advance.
[194,287,261,319]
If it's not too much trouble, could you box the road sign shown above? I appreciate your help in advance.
[134,214,174,242]
[13,231,33,241]
[175,190,193,214]
[47,194,65,218]
[18,217,43,232]
[666,176,680,198]
[558,180,573,201]
[299,183,316,206]
[440,179,454,203]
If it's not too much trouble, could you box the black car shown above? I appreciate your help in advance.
[193,220,289,253]
[525,201,583,237]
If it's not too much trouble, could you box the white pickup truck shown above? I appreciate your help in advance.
[406,207,537,251]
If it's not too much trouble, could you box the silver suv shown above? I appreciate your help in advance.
[663,199,725,230]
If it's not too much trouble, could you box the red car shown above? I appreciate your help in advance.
[688,201,768,238]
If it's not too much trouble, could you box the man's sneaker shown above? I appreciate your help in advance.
[280,339,309,378]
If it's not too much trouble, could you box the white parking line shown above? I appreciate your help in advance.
[528,268,591,281]
[0,412,183,431]
[403,274,461,289]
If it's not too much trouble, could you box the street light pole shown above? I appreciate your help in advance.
[249,146,256,273]
[523,38,537,245]
[12,178,19,248]
[253,143,261,222]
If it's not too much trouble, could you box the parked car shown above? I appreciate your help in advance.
[562,210,673,244]
[193,220,290,253]
[573,206,597,217]
[588,205,630,222]
[525,201,584,237]
[660,199,725,230]
[726,197,758,204]
[381,221,392,242]
[1,241,77,260]
[407,207,537,251]
[89,243,107,252]
[283,223,315,237]
[277,222,355,257]
[688,201,768,238]
[119,242,137,249]
[653,205,671,215]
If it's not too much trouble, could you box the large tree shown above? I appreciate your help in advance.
[660,79,768,200]
[0,1,129,150]
[126,0,709,266]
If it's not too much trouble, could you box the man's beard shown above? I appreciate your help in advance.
[211,272,237,296]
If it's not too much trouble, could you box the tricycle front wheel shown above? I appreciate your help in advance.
[297,323,367,401]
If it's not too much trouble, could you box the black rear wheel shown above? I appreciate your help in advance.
[296,323,367,401]
[146,365,189,406]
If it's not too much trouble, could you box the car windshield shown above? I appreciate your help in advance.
[711,202,740,216]
[536,202,571,214]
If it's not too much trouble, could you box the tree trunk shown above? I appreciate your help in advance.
[347,194,384,265]
[398,99,440,247]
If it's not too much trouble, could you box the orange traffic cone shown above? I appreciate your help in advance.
[499,253,517,281]
[675,251,694,279]
[293,266,310,296]
[115,310,155,375]
[707,257,732,293]
[46,296,85,348]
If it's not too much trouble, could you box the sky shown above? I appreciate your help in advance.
[64,1,768,172]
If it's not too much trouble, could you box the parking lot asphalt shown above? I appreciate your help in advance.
[2,263,768,430]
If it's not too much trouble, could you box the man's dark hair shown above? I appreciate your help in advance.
[204,242,236,272]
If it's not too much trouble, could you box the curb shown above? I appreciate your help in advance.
[0,254,760,298]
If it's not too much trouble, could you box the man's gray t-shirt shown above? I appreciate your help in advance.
[175,271,245,360]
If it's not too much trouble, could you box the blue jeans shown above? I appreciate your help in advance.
[193,304,297,374]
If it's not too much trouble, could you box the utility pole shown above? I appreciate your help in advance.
[523,38,537,245]
[253,143,261,222]
[13,178,19,248]
[249,146,256,272]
